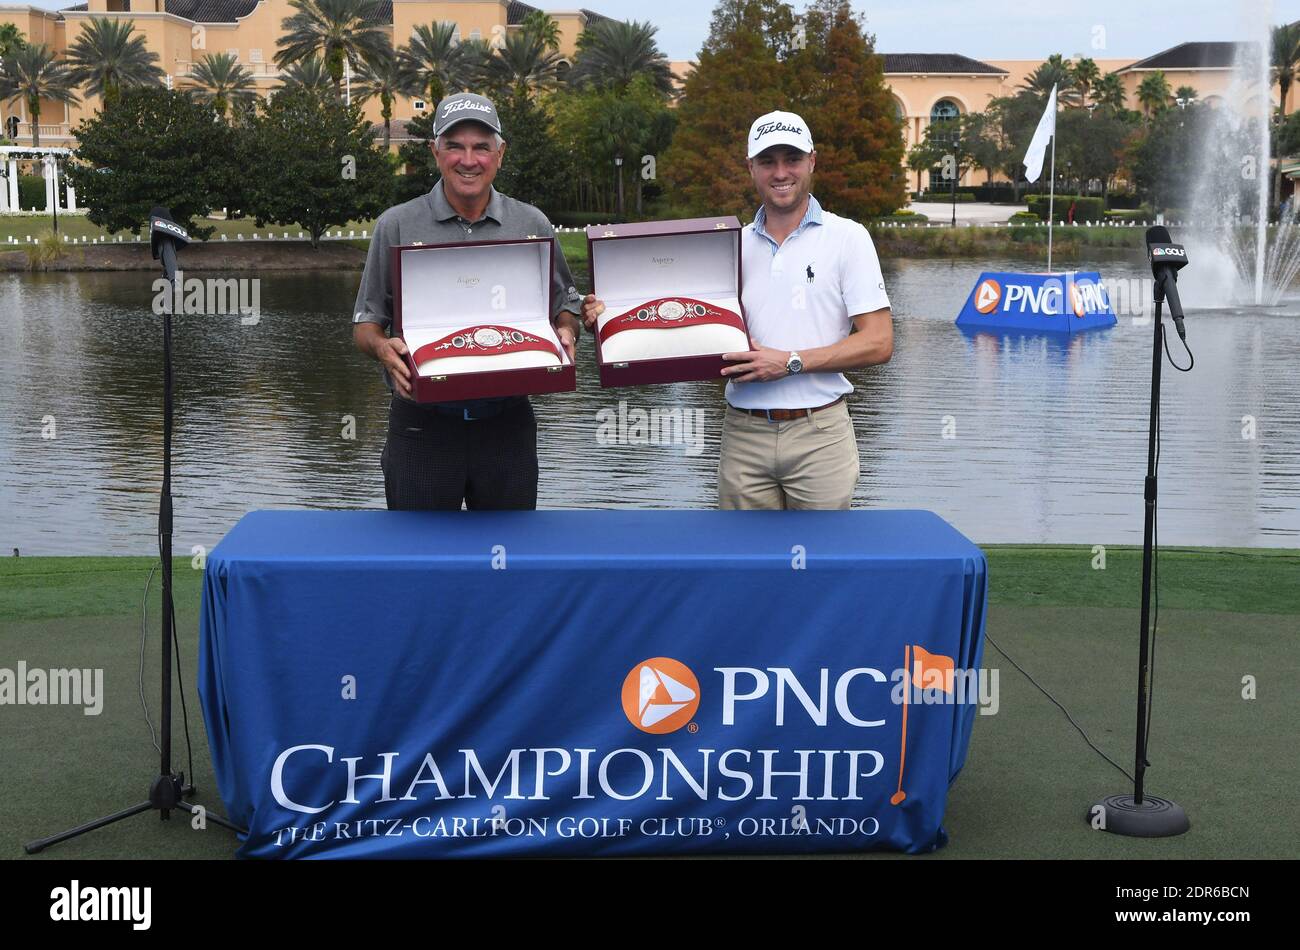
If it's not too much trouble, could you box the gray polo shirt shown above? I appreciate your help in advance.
[353,180,583,399]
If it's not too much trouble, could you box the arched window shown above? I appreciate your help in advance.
[930,99,960,122]
[927,100,962,192]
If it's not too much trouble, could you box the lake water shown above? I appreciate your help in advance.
[2,255,1298,554]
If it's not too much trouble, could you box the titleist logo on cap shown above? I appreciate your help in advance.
[442,99,494,116]
[755,121,804,137]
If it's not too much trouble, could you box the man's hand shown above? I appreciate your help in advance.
[581,293,605,331]
[353,322,413,399]
[554,312,580,362]
[722,345,791,384]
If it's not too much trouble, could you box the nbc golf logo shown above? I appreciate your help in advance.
[621,657,700,733]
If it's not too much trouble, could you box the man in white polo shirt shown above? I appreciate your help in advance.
[582,109,892,509]
[716,110,893,509]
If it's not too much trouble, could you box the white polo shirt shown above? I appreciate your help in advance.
[726,195,891,410]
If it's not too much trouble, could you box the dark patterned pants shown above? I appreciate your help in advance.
[381,396,539,511]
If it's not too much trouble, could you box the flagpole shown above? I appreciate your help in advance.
[1047,131,1055,273]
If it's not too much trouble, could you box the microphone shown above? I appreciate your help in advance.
[149,207,190,283]
[1146,225,1188,341]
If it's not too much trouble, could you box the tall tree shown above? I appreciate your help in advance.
[278,55,334,95]
[399,21,476,104]
[1136,70,1171,117]
[1072,56,1100,105]
[65,17,164,109]
[1173,84,1198,103]
[660,0,791,218]
[1272,22,1300,115]
[245,85,393,245]
[521,10,562,52]
[485,29,562,97]
[568,19,674,95]
[188,52,256,118]
[0,22,25,59]
[784,0,905,217]
[1019,54,1082,106]
[274,0,390,101]
[0,43,78,147]
[65,87,237,237]
[1095,72,1127,111]
[351,45,418,151]
[493,87,566,213]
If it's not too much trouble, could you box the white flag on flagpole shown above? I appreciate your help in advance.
[1022,84,1058,183]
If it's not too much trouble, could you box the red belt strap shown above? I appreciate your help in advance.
[599,297,745,344]
[412,325,561,365]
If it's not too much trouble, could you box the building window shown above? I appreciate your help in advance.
[469,29,481,41]
[928,99,962,190]
[930,99,960,122]
[225,48,240,62]
[249,49,263,64]
[413,100,426,112]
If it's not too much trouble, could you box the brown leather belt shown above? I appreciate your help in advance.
[734,396,844,422]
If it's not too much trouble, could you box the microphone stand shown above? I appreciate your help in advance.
[1091,286,1190,837]
[25,215,245,854]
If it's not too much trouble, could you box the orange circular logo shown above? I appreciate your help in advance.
[622,658,700,734]
[974,278,1002,314]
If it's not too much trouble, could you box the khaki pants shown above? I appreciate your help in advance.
[717,402,860,509]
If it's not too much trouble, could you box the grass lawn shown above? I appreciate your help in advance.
[1,545,1295,860]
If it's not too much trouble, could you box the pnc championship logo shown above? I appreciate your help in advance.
[622,658,700,734]
[974,278,1002,314]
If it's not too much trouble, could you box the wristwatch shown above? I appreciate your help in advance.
[786,351,803,375]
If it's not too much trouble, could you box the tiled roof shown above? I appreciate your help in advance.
[1120,42,1247,71]
[880,53,1006,75]
[507,1,540,25]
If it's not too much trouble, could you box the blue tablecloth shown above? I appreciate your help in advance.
[199,510,988,858]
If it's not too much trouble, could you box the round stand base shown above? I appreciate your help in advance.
[1090,794,1190,837]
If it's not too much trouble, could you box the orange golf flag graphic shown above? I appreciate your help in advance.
[891,644,957,806]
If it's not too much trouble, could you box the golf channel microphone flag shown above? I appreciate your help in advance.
[150,207,189,283]
[1146,226,1189,341]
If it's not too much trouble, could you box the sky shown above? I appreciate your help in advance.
[16,0,1300,63]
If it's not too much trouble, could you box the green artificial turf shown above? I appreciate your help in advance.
[1,547,1296,860]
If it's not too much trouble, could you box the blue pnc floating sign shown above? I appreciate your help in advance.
[956,271,1117,333]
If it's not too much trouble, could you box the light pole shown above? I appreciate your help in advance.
[614,154,624,220]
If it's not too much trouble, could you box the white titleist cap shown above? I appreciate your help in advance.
[747,110,814,159]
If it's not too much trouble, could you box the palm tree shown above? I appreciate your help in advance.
[1095,72,1127,111]
[485,29,561,97]
[1072,57,1100,106]
[1018,54,1081,106]
[399,21,479,104]
[1272,22,1300,115]
[274,0,391,101]
[568,19,673,95]
[521,10,562,52]
[278,55,334,95]
[0,43,78,146]
[0,22,25,58]
[188,52,256,118]
[1136,70,1171,117]
[352,45,418,151]
[1174,84,1198,104]
[65,17,164,109]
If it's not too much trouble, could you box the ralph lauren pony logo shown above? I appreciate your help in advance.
[806,263,815,284]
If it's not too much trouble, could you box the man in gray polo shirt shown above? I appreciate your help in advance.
[353,92,584,510]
